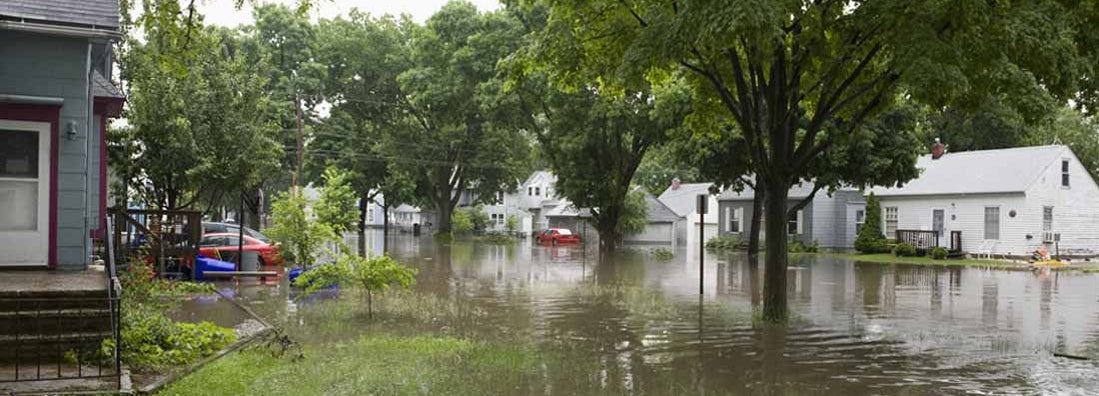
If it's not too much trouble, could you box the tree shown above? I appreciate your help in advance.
[535,83,689,252]
[634,144,701,194]
[115,9,280,212]
[854,193,887,254]
[618,189,650,237]
[313,166,359,235]
[505,215,520,233]
[265,191,334,266]
[527,0,1092,322]
[293,254,417,319]
[1026,107,1099,179]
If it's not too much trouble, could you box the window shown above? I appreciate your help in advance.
[0,129,40,231]
[1043,206,1053,231]
[495,191,505,204]
[528,187,533,196]
[855,210,865,228]
[984,207,1000,240]
[787,210,803,235]
[535,187,541,196]
[884,207,898,237]
[497,214,505,226]
[726,207,741,233]
[367,206,375,222]
[1062,160,1070,187]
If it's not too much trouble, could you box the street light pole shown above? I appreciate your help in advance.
[697,194,708,296]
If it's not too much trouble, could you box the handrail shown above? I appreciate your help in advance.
[103,214,122,390]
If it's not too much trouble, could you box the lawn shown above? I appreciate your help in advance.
[821,252,1099,272]
[157,334,544,396]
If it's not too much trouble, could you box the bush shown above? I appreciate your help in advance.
[929,246,949,260]
[294,254,418,318]
[267,191,336,266]
[451,210,474,234]
[893,243,918,257]
[478,233,517,244]
[788,240,819,253]
[705,234,747,251]
[650,248,674,260]
[854,193,890,253]
[107,259,236,369]
[505,215,519,233]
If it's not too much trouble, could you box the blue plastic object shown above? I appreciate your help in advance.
[288,265,338,290]
[194,254,236,281]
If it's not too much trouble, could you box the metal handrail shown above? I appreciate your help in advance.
[103,215,122,390]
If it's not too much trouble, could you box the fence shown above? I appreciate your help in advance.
[894,229,940,249]
[109,207,202,279]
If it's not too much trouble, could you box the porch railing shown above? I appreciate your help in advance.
[895,229,940,249]
[108,207,201,279]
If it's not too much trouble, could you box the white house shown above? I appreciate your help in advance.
[658,180,719,247]
[870,145,1099,257]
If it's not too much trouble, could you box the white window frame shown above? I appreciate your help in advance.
[884,207,898,238]
[1042,206,1053,231]
[1061,159,1071,188]
[787,210,803,235]
[984,206,1000,240]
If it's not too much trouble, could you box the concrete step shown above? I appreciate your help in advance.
[0,309,112,337]
[0,332,113,364]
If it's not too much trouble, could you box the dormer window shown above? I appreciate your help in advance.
[528,187,533,196]
[1062,160,1070,187]
[535,187,541,196]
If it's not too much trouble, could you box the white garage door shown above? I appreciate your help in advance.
[626,223,675,244]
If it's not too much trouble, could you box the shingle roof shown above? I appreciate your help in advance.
[643,194,681,222]
[0,0,120,29]
[92,70,123,99]
[718,181,826,201]
[870,145,1068,197]
[658,182,713,217]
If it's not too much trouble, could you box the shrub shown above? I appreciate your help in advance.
[854,193,889,253]
[267,191,336,266]
[294,255,418,318]
[705,234,747,251]
[650,248,674,260]
[505,215,519,233]
[929,246,949,260]
[451,210,474,234]
[478,233,517,244]
[788,240,819,253]
[893,243,918,257]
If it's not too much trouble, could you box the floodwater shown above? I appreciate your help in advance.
[195,232,1099,395]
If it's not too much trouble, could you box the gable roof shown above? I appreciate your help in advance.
[643,194,681,222]
[0,0,120,29]
[522,170,555,187]
[658,183,714,217]
[871,145,1068,197]
[718,181,832,201]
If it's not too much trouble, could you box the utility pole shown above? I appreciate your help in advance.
[293,93,303,197]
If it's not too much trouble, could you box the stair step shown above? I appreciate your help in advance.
[0,311,112,337]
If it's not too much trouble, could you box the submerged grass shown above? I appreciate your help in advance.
[821,252,1099,273]
[158,334,542,396]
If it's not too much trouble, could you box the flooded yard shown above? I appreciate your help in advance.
[190,233,1099,395]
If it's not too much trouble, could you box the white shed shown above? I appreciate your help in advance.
[870,145,1099,257]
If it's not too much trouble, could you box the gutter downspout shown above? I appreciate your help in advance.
[84,41,94,269]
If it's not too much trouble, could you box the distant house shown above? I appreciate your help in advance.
[546,192,681,246]
[717,183,866,250]
[520,171,560,231]
[0,1,124,269]
[870,145,1099,257]
[658,179,719,247]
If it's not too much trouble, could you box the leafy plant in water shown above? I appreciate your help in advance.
[266,190,336,266]
[294,255,417,318]
[650,248,674,261]
[705,234,747,251]
[788,240,819,253]
[505,215,519,233]
[451,209,474,234]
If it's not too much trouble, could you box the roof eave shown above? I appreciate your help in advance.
[0,18,121,40]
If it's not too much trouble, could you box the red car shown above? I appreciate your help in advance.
[535,228,582,245]
[198,232,284,266]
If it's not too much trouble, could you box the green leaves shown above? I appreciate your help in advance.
[266,191,336,266]
[314,167,360,234]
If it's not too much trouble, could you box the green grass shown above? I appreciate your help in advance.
[822,252,1021,268]
[821,252,1099,273]
[158,334,543,396]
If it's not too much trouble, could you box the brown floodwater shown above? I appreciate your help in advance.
[186,232,1099,395]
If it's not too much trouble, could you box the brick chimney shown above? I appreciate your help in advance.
[931,138,947,160]
[671,177,681,190]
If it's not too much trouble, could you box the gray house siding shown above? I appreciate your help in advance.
[717,199,815,246]
[1,30,99,269]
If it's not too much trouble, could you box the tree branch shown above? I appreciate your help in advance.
[788,183,823,218]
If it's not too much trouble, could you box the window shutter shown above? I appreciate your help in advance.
[796,210,804,235]
[737,207,744,234]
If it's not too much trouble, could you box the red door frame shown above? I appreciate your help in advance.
[0,103,61,269]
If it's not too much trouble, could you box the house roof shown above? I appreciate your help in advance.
[522,170,555,187]
[718,181,827,201]
[644,194,681,222]
[0,0,120,29]
[870,145,1069,197]
[92,70,123,99]
[658,183,714,217]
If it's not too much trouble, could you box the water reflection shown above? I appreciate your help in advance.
[210,232,1099,394]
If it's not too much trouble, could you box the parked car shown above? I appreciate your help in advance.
[202,221,272,244]
[535,228,582,245]
[198,232,283,266]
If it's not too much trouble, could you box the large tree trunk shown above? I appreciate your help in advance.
[761,179,790,322]
[747,184,764,256]
[435,199,453,234]
[358,197,368,257]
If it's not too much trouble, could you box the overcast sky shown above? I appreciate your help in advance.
[197,0,503,27]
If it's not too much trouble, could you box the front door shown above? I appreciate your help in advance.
[0,120,50,267]
[932,209,945,239]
